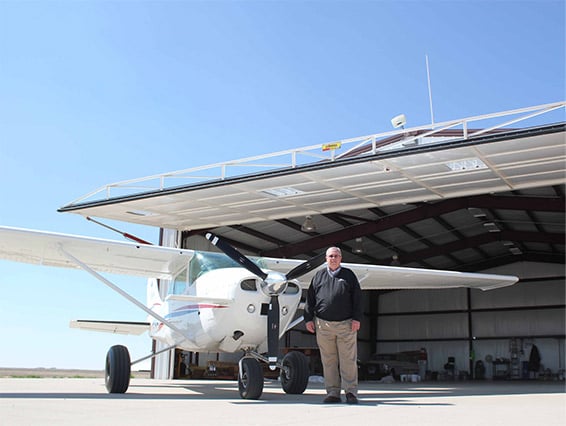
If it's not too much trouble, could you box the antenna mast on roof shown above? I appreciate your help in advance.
[426,54,435,128]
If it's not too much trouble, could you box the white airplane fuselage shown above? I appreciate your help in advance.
[147,267,302,354]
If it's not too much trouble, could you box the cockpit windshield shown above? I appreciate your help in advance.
[169,251,267,295]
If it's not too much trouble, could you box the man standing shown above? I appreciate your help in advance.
[304,246,362,404]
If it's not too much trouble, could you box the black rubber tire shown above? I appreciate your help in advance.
[280,351,310,394]
[105,345,131,393]
[238,357,264,399]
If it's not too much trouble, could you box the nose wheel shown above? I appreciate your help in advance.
[238,350,310,399]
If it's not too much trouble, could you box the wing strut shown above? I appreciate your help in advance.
[131,343,179,366]
[58,244,197,348]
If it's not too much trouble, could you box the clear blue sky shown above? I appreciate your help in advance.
[0,0,564,370]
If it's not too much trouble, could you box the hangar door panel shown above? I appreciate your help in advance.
[378,313,469,340]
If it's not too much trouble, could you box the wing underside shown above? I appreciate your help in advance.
[260,257,518,291]
[0,226,193,279]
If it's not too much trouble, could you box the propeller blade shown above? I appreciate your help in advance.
[285,252,326,281]
[205,233,268,280]
[267,295,280,370]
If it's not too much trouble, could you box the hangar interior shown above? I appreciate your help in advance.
[60,102,565,381]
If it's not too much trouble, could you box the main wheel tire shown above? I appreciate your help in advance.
[238,357,264,400]
[280,351,310,394]
[105,345,131,393]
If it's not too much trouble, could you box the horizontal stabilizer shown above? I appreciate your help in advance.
[70,320,150,335]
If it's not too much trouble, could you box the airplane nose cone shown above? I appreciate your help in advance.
[260,271,288,296]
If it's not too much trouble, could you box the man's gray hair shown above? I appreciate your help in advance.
[326,246,342,256]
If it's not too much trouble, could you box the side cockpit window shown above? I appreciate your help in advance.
[171,267,189,295]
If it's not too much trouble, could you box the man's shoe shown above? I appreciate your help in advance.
[323,395,342,404]
[345,392,358,404]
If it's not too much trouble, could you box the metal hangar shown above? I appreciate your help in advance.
[59,102,566,381]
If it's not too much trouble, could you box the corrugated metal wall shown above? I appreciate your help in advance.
[374,262,564,378]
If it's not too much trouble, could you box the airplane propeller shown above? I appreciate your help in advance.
[285,252,326,281]
[205,232,326,370]
[205,233,268,281]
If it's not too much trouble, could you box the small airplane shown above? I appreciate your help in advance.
[0,224,518,399]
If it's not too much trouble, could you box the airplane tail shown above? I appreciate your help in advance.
[146,278,163,310]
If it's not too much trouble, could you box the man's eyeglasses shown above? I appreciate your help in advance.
[327,255,341,258]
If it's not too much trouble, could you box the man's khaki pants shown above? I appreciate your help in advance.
[315,318,358,397]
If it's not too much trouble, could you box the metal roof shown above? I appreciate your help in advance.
[59,103,566,273]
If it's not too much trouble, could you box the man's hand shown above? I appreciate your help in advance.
[352,320,361,332]
[306,321,315,333]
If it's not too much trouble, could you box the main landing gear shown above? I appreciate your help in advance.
[103,345,311,400]
[105,345,131,393]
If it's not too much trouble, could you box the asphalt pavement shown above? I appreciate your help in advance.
[0,377,564,426]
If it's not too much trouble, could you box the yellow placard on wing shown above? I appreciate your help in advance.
[322,142,342,151]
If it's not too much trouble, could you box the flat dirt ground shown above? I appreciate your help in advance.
[0,367,150,378]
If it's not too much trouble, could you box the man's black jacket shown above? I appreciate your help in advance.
[304,267,362,323]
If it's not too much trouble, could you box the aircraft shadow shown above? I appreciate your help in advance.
[1,379,563,405]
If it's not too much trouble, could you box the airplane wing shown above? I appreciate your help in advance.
[0,226,194,279]
[0,226,518,290]
[342,262,518,291]
[70,320,150,335]
[260,257,518,291]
